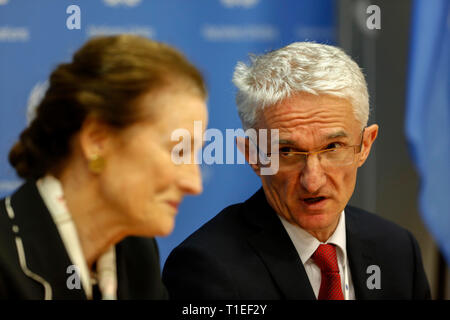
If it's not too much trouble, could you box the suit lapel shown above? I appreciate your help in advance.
[244,189,316,300]
[238,190,384,300]
[345,206,381,300]
[10,182,86,299]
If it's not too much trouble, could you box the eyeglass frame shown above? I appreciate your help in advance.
[262,127,366,168]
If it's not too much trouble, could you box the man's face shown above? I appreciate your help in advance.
[255,92,377,240]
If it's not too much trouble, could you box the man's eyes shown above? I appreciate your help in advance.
[279,147,299,155]
[325,142,344,149]
[279,142,344,154]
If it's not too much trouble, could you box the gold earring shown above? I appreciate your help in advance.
[88,154,105,174]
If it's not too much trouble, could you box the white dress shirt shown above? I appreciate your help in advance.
[36,175,117,300]
[279,211,355,300]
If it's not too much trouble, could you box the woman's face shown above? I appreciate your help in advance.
[99,86,208,237]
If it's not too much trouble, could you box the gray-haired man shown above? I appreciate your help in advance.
[162,42,430,300]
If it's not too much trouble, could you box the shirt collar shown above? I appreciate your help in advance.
[278,210,347,264]
[36,175,117,299]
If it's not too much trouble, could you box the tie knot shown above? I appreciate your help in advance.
[312,244,339,273]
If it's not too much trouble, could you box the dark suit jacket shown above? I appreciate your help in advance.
[163,188,431,300]
[0,181,168,300]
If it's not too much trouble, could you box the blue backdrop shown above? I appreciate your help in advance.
[406,0,450,263]
[0,0,336,265]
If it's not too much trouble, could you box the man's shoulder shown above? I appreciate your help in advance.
[345,205,404,229]
[177,201,250,250]
[345,205,413,243]
[177,196,417,252]
[182,188,271,244]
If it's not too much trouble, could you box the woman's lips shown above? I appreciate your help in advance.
[166,201,180,210]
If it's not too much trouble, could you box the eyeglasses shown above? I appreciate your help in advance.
[267,128,366,170]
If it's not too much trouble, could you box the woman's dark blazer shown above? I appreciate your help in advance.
[0,181,168,300]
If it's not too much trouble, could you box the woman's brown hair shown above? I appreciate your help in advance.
[9,34,206,180]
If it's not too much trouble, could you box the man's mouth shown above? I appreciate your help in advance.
[302,196,327,204]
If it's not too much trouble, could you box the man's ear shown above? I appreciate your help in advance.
[357,124,379,167]
[236,136,262,176]
[78,116,112,162]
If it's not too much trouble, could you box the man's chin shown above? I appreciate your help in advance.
[293,209,340,235]
[296,214,329,229]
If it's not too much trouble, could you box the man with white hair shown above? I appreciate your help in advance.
[163,42,430,300]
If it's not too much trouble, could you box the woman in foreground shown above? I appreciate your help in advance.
[0,35,207,299]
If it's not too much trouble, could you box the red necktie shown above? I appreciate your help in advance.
[312,244,345,300]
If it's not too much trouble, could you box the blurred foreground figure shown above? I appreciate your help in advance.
[163,42,430,300]
[0,35,207,299]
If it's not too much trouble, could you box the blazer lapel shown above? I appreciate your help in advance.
[244,189,316,300]
[239,191,384,300]
[10,181,87,299]
[345,206,381,300]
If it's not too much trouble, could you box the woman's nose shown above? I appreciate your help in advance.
[178,163,203,195]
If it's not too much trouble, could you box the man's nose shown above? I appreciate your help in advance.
[178,163,203,195]
[300,154,326,193]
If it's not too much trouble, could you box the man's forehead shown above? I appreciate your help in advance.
[261,93,355,124]
[255,93,361,142]
[275,129,350,145]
